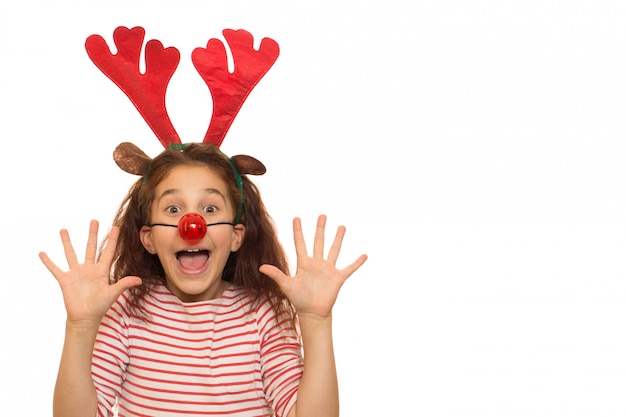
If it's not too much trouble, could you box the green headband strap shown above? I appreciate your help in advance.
[218,148,244,225]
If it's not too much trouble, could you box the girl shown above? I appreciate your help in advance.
[39,143,367,416]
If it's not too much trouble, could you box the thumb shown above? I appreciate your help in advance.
[110,276,143,298]
[259,264,287,286]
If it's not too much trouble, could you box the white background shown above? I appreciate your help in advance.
[2,1,626,416]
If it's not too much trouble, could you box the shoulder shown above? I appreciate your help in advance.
[221,285,290,329]
[223,285,279,314]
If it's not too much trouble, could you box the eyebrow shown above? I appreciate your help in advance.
[156,188,227,204]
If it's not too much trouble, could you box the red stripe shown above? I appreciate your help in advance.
[119,396,269,415]
[123,372,264,392]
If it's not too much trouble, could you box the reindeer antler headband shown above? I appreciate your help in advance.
[85,26,279,176]
[84,26,278,234]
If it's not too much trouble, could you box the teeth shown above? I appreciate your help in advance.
[185,249,201,253]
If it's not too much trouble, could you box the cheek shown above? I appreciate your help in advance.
[208,229,238,250]
[151,227,179,248]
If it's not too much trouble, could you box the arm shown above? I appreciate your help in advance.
[54,322,100,416]
[260,215,367,417]
[39,220,142,417]
[290,314,338,417]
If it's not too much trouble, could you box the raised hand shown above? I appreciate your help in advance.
[260,215,367,319]
[39,220,142,326]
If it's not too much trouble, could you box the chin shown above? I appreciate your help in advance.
[167,276,221,302]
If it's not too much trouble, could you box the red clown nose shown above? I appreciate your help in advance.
[178,213,207,243]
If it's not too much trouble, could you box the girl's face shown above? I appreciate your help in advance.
[140,164,245,302]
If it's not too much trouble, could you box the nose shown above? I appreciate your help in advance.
[178,213,207,243]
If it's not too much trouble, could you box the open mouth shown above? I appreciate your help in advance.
[176,249,210,271]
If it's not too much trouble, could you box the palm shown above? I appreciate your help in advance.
[260,215,367,318]
[39,220,142,325]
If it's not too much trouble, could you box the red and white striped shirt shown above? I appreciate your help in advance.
[92,283,303,417]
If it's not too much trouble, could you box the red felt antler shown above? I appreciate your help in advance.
[192,29,280,147]
[85,26,182,148]
[85,26,279,150]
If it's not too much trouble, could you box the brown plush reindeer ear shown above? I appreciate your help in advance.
[231,155,266,175]
[113,142,152,175]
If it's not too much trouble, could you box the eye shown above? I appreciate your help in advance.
[202,205,218,214]
[165,205,182,214]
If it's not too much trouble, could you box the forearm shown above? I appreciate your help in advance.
[53,321,99,417]
[293,314,339,417]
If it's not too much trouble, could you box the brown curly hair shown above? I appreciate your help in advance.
[104,143,295,325]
